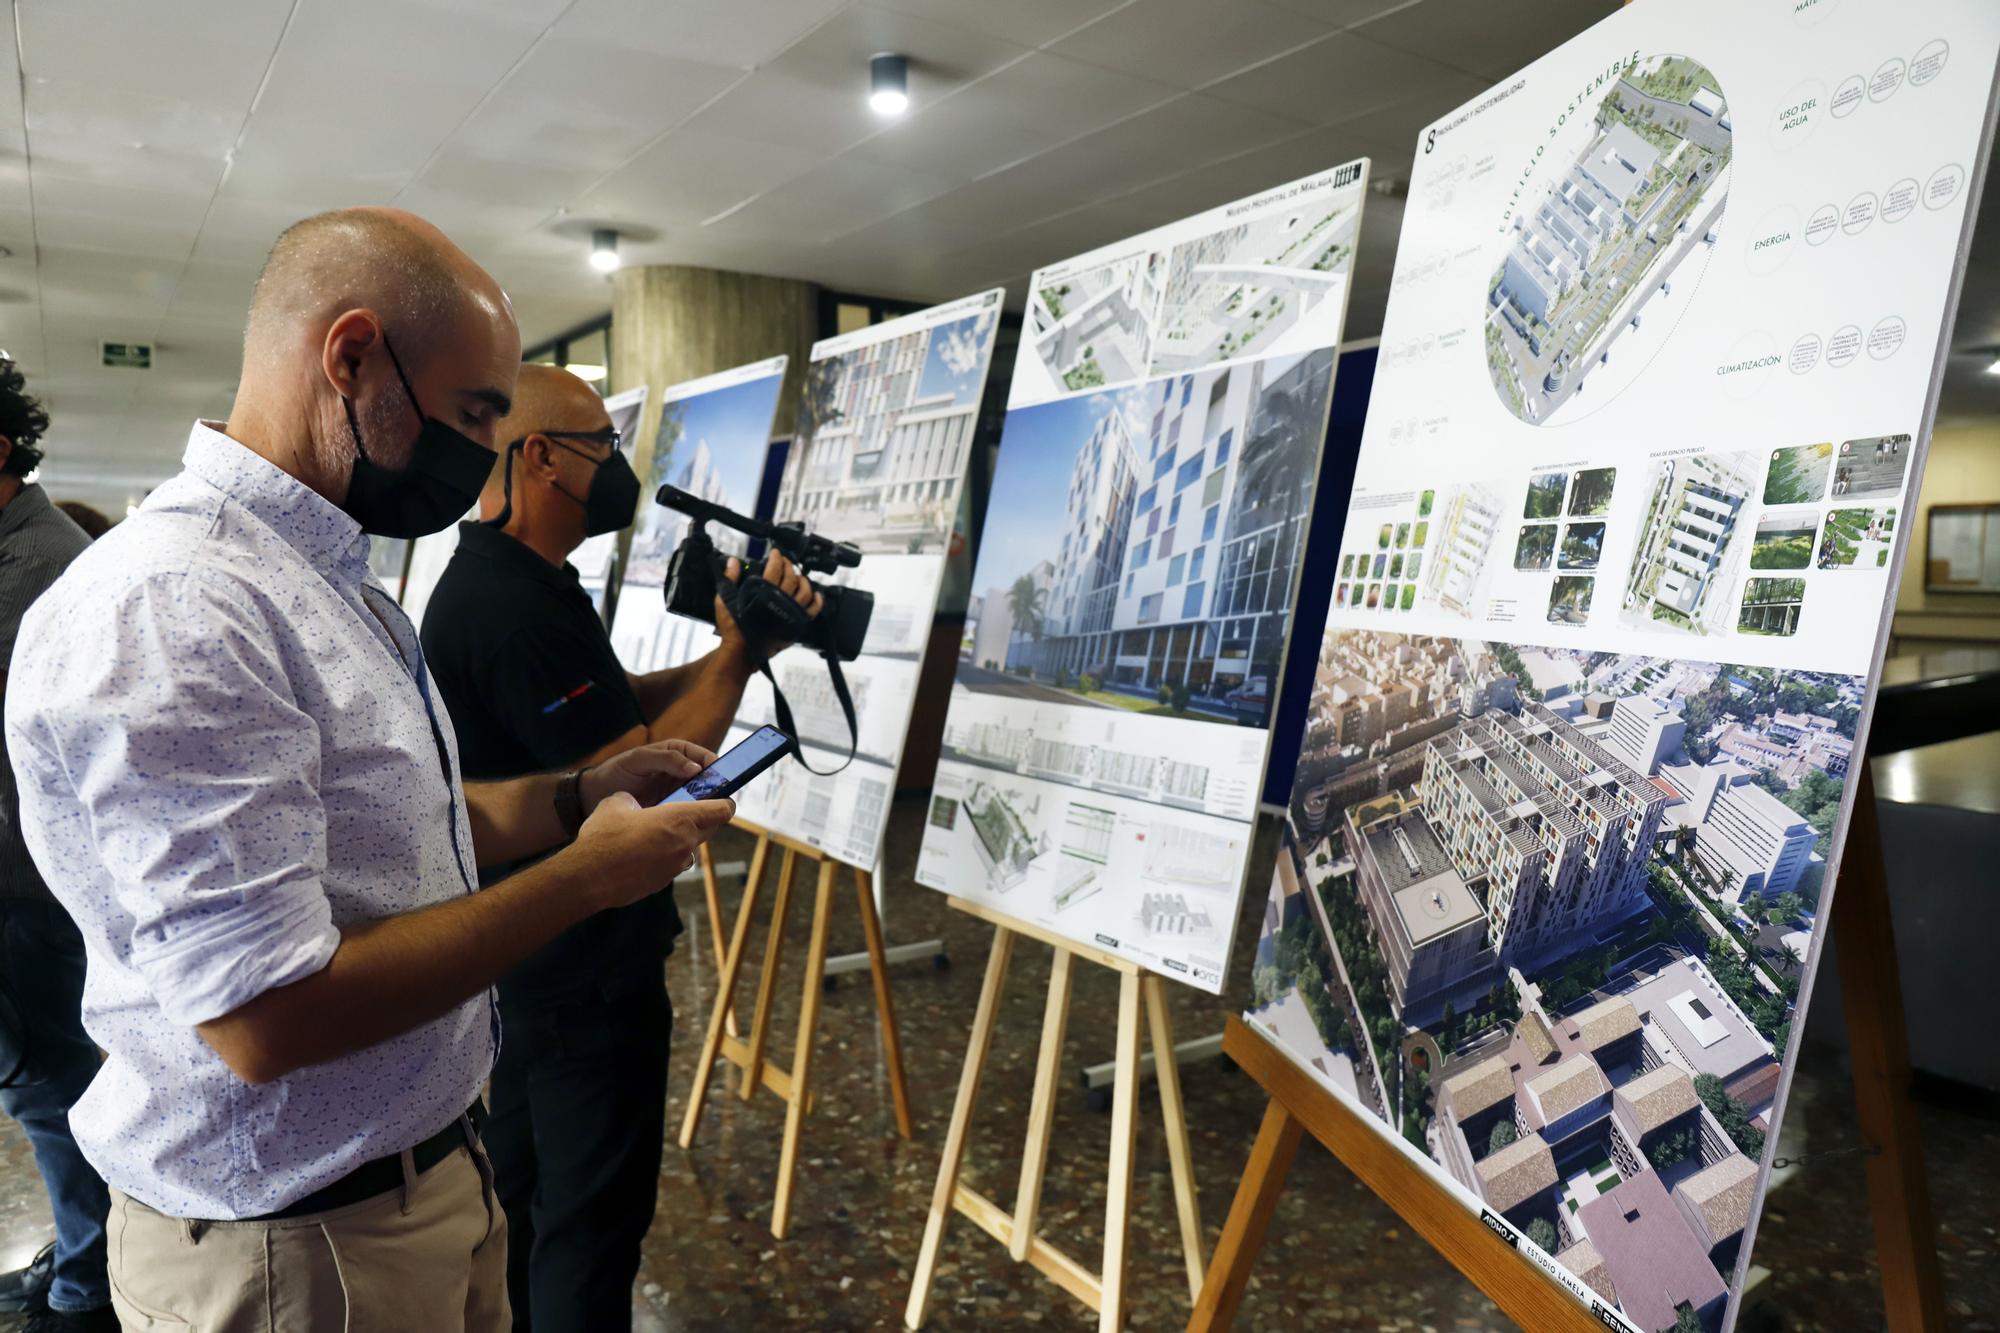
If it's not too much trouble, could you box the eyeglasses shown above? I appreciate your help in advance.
[508,427,622,455]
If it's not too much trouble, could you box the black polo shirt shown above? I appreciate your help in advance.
[420,520,681,1002]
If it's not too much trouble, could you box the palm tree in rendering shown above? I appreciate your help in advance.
[1007,574,1047,668]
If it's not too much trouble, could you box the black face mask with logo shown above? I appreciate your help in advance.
[340,335,496,538]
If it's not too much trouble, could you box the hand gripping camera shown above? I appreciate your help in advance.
[654,483,873,661]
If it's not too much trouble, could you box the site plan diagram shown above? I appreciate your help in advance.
[918,162,1369,992]
[723,292,1004,874]
[1248,2,2000,1330]
[1012,165,1365,409]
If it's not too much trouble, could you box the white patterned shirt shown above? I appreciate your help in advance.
[4,422,495,1219]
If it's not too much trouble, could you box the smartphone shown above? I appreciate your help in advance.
[660,725,794,804]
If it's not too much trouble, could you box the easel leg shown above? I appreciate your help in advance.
[1832,764,1944,1331]
[905,927,1017,1331]
[1143,973,1205,1301]
[679,832,771,1150]
[1099,969,1143,1332]
[739,848,799,1102]
[854,865,916,1139]
[698,844,736,1040]
[772,858,837,1240]
[705,836,766,1040]
[1011,947,1075,1260]
[1185,1098,1303,1333]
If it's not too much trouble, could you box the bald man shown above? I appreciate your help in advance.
[4,209,736,1332]
[420,364,818,1332]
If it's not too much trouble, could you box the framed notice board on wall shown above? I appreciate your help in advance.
[1925,502,2000,593]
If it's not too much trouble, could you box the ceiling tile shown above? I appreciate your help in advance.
[677,4,1032,156]
[440,37,744,177]
[398,151,606,235]
[1051,0,1332,90]
[1263,0,1416,27]
[568,129,825,230]
[1354,0,1620,82]
[16,0,293,113]
[926,51,1177,142]
[244,0,566,169]
[868,0,1129,47]
[841,99,1058,182]
[25,80,239,196]
[715,157,956,237]
[551,0,850,72]
[1204,29,1478,129]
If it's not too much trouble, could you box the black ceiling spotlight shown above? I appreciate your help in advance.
[869,53,909,117]
[589,228,620,274]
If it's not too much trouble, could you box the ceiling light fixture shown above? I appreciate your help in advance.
[589,228,621,274]
[869,53,909,117]
[1987,354,2000,375]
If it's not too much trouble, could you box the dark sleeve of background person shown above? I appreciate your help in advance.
[53,502,111,541]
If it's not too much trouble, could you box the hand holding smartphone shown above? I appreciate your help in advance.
[660,725,794,804]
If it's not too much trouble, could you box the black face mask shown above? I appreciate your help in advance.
[340,336,496,538]
[488,430,640,538]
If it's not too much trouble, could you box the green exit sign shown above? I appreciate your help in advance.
[100,341,152,369]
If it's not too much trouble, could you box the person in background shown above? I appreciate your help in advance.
[0,357,112,1332]
[421,362,819,1333]
[51,502,110,541]
[4,209,736,1332]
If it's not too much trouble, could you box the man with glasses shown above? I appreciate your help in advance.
[420,363,818,1332]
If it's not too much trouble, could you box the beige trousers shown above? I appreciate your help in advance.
[105,1144,508,1332]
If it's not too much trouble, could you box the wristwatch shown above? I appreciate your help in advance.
[554,769,586,840]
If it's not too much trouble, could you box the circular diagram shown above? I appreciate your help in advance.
[1485,55,1732,427]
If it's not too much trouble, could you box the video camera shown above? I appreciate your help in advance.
[655,483,873,662]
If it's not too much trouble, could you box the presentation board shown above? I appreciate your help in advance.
[913,162,1372,993]
[610,357,787,673]
[720,292,1005,872]
[1244,5,1999,1332]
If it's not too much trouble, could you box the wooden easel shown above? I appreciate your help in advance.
[905,898,1206,1331]
[678,820,915,1239]
[1187,762,1943,1332]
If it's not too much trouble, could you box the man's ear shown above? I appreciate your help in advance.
[322,309,383,398]
[521,433,560,479]
[0,435,12,471]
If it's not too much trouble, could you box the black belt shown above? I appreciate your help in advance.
[251,1100,488,1222]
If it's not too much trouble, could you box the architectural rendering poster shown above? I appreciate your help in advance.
[913,162,1371,993]
[609,358,785,672]
[1245,4,1999,1332]
[721,292,1005,872]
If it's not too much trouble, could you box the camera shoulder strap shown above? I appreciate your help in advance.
[756,648,859,778]
[709,547,858,776]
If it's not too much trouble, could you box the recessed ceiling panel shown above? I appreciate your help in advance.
[1052,0,1334,89]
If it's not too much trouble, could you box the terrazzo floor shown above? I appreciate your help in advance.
[0,799,1994,1331]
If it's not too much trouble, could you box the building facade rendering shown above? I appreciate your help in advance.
[1346,700,1669,1023]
